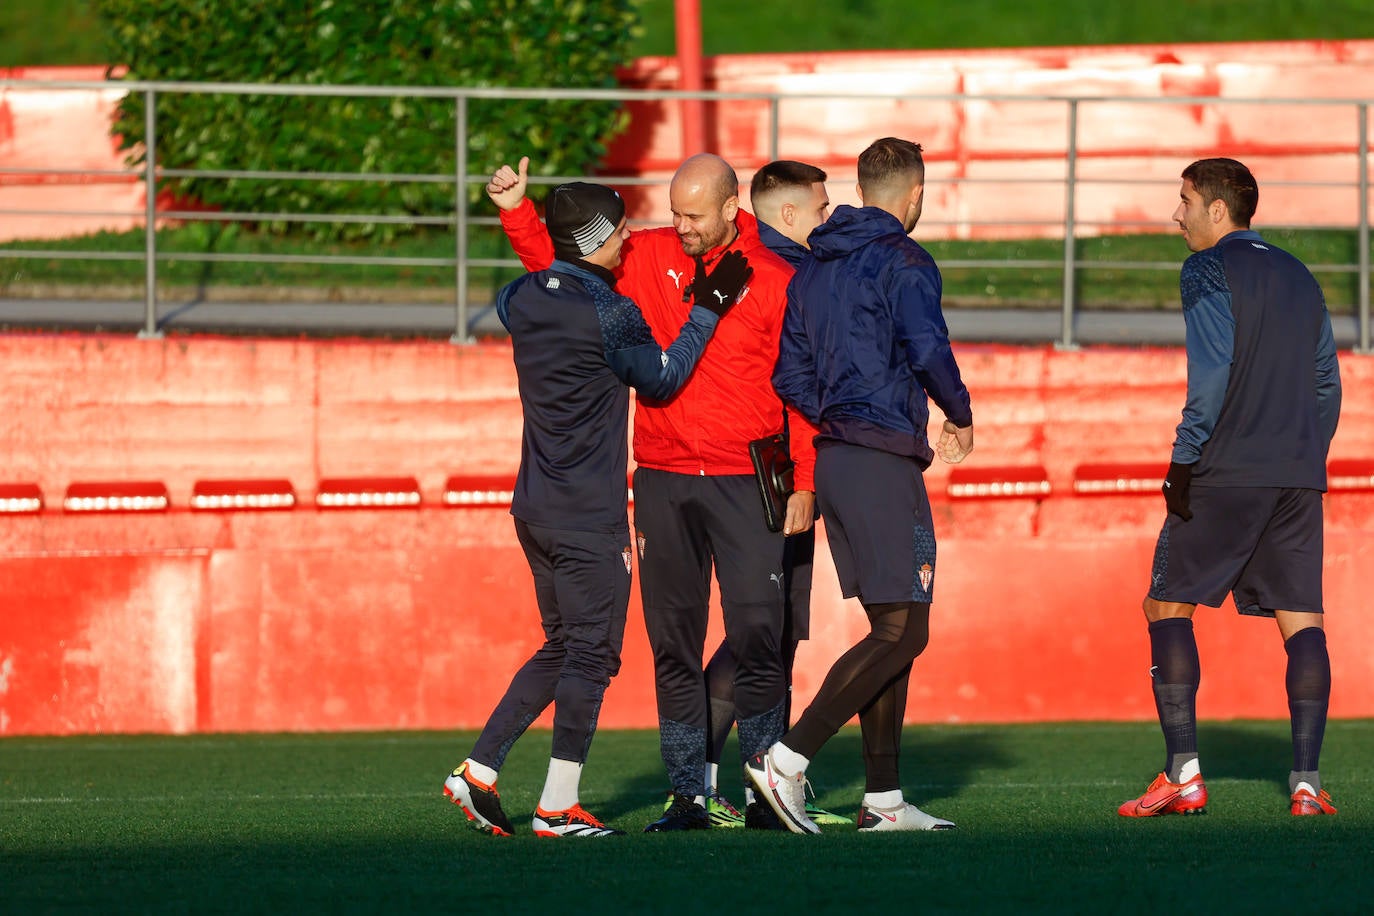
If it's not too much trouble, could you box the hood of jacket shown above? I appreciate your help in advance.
[807,204,907,262]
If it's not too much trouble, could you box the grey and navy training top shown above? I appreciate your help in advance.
[498,259,719,530]
[1173,229,1341,489]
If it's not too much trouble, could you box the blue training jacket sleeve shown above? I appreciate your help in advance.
[599,289,718,401]
[894,264,973,428]
[1314,306,1342,451]
[495,280,514,332]
[772,272,822,426]
[1173,253,1235,464]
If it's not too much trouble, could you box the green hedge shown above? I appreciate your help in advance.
[95,0,640,240]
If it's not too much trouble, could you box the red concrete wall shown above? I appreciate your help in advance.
[0,66,138,243]
[0,334,1370,735]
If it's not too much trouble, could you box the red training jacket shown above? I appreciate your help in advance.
[500,198,817,490]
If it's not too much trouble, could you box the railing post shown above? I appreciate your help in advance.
[138,88,161,339]
[1057,98,1079,351]
[451,95,472,344]
[1359,103,1371,354]
[768,96,780,163]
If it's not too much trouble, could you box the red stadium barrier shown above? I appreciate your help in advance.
[442,473,517,507]
[1328,458,1374,491]
[0,482,44,514]
[947,465,1051,499]
[63,480,170,513]
[190,478,296,511]
[0,334,1370,736]
[1072,462,1168,495]
[315,476,422,509]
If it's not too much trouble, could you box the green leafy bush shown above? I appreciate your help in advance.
[95,0,639,240]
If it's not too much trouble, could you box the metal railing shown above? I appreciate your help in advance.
[0,77,1371,351]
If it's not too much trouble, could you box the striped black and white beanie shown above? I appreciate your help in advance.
[546,182,625,261]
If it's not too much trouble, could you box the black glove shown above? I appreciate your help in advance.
[691,250,752,317]
[1162,461,1195,521]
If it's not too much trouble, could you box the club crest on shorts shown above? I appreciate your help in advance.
[622,546,633,574]
[919,563,934,592]
[636,532,646,559]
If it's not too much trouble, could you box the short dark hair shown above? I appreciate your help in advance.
[858,137,924,197]
[1182,158,1258,227]
[750,159,828,201]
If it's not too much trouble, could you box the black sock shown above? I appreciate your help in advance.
[785,602,927,759]
[1285,626,1330,779]
[704,641,737,770]
[1148,617,1200,781]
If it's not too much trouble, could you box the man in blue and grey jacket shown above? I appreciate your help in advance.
[1119,157,1342,820]
[443,181,751,838]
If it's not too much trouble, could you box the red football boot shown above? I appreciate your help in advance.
[1118,772,1208,817]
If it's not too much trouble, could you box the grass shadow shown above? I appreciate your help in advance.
[814,726,1018,801]
[551,720,1019,823]
[1195,720,1295,795]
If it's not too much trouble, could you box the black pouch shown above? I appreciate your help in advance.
[748,433,795,533]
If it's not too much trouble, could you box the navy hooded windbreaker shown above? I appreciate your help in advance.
[772,205,972,468]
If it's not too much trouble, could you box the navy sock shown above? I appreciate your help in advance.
[1148,617,1200,780]
[1285,627,1330,777]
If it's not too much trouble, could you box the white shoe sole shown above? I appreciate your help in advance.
[744,753,820,835]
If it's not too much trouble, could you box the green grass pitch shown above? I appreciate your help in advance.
[3,721,1371,913]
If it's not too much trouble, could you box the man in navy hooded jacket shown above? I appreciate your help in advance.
[753,137,974,835]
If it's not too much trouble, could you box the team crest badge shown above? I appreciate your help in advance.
[636,532,646,560]
[622,547,633,574]
[918,563,934,592]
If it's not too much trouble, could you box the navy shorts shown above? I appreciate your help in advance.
[1147,486,1325,616]
[814,442,937,605]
